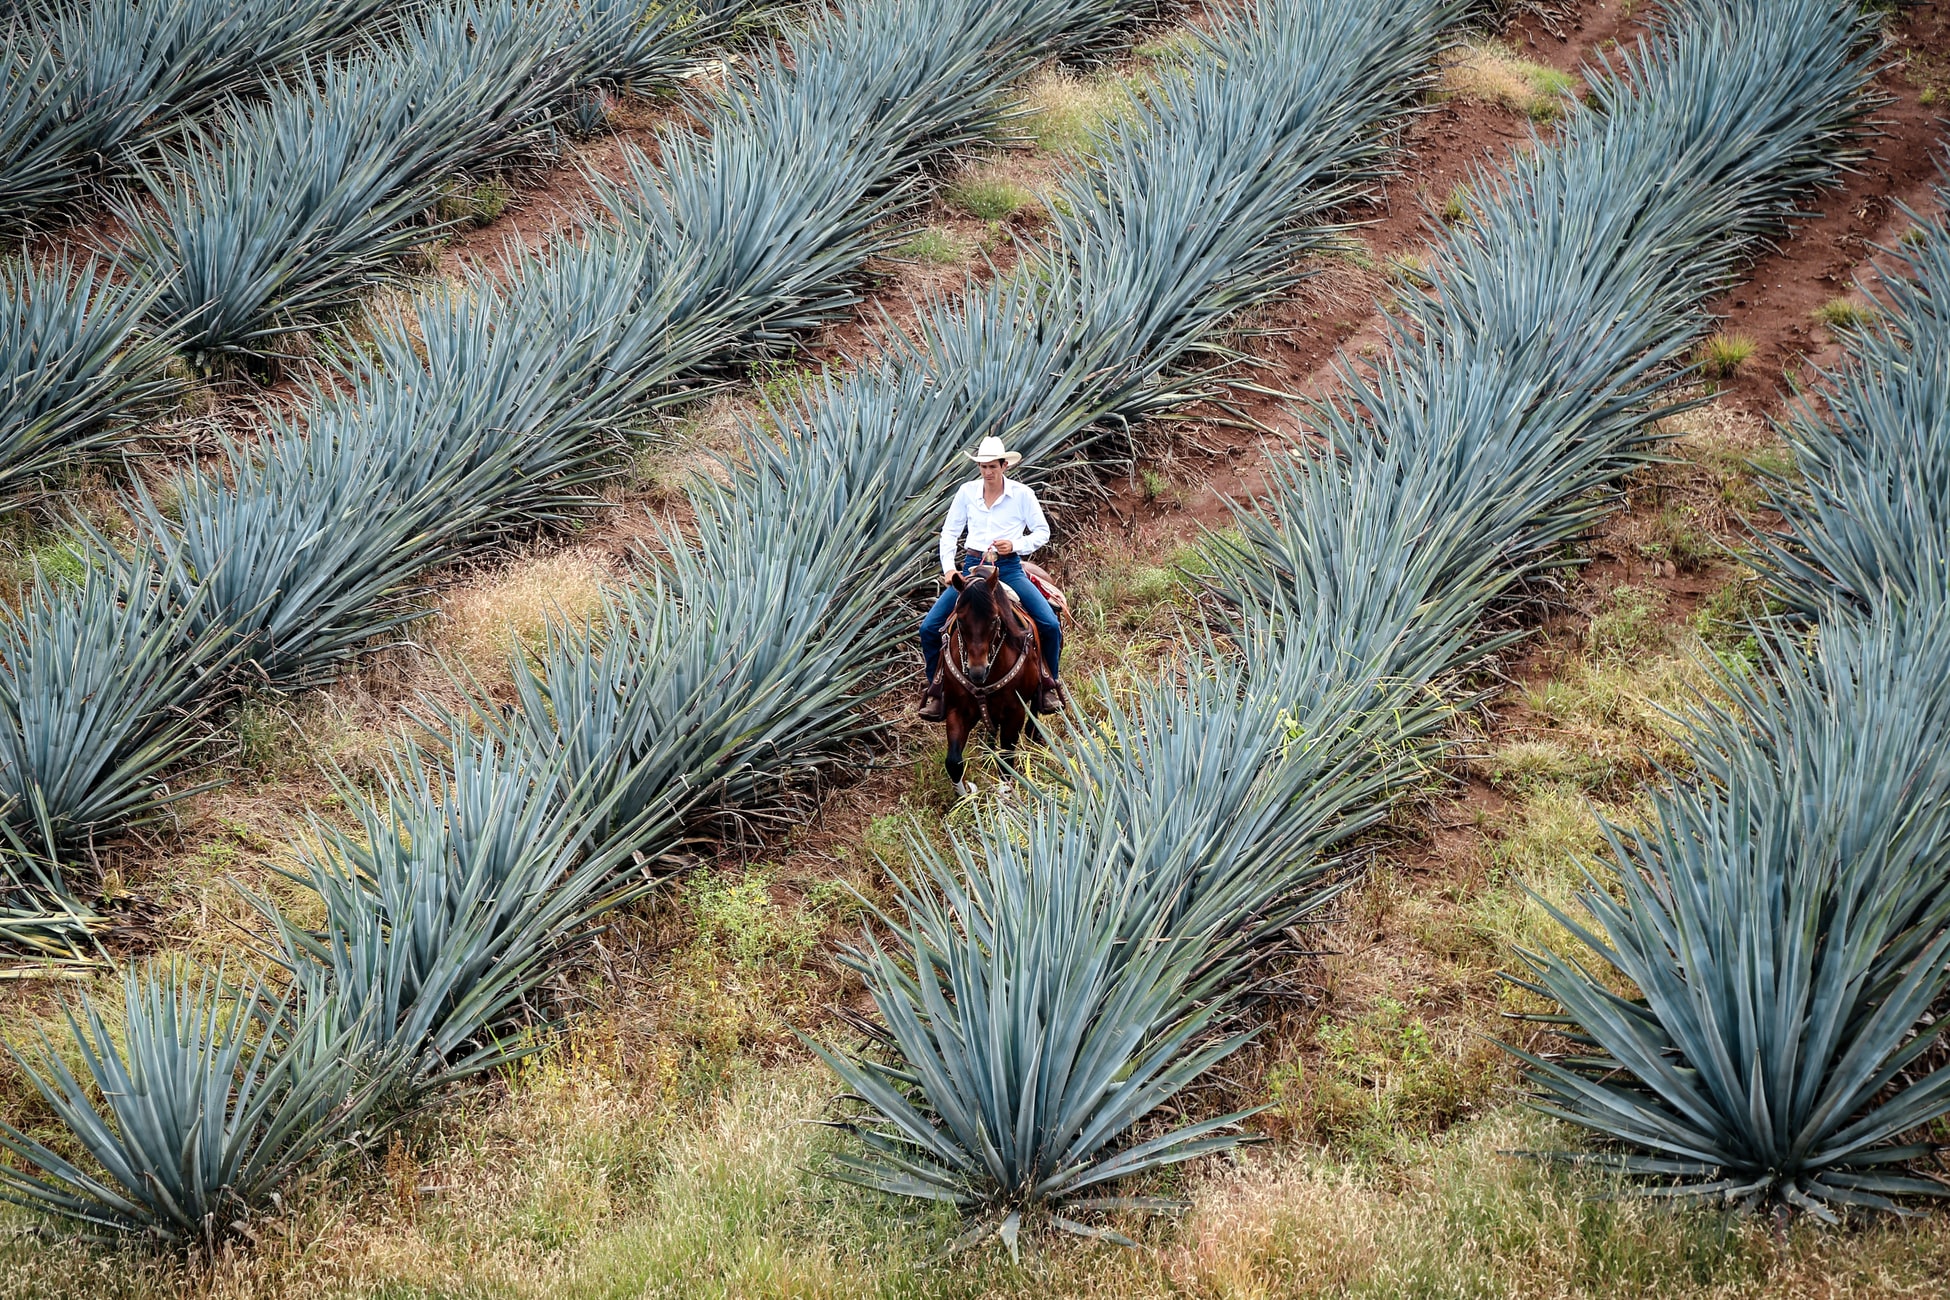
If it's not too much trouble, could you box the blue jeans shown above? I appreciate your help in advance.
[921,552,1061,685]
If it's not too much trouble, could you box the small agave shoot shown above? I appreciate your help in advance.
[1508,611,1950,1218]
[0,961,378,1246]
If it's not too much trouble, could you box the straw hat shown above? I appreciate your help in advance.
[966,435,1022,467]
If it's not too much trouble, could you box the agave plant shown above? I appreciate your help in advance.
[585,0,1143,360]
[0,251,175,510]
[815,803,1260,1252]
[123,429,439,692]
[0,960,378,1244]
[1510,605,1950,1215]
[262,732,649,1093]
[0,555,226,882]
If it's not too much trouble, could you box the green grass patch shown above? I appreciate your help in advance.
[945,175,1035,221]
[1585,584,1670,660]
[1813,297,1876,330]
[1021,66,1127,153]
[1694,331,1755,379]
[893,226,962,264]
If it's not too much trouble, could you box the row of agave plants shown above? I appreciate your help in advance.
[0,0,1142,918]
[0,0,750,515]
[1512,186,1950,1218]
[0,0,1173,1243]
[814,0,1927,1243]
[0,0,387,231]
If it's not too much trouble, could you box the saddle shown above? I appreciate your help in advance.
[976,559,1068,620]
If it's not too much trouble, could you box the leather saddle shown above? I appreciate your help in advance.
[975,559,1068,620]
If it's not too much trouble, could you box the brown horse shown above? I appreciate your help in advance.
[938,564,1041,795]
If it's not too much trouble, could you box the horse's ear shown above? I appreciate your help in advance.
[948,571,967,591]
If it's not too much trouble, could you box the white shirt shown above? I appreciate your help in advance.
[939,477,1050,574]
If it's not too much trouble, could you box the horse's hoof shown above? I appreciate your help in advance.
[995,781,1015,800]
[956,780,978,799]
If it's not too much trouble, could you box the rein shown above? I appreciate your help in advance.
[941,579,1036,728]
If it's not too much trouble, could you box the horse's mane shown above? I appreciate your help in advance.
[957,572,998,622]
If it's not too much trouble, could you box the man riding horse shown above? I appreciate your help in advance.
[917,436,1065,721]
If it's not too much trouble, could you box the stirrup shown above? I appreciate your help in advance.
[1035,679,1066,715]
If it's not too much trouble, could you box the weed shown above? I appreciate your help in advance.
[1585,584,1670,660]
[1521,650,1710,776]
[1134,29,1201,63]
[1695,331,1756,379]
[1082,562,1181,632]
[441,551,608,674]
[0,535,87,597]
[1813,297,1875,330]
[1692,572,1778,657]
[1328,235,1378,271]
[436,175,513,227]
[946,175,1035,221]
[233,697,306,781]
[1386,253,1434,288]
[685,864,825,970]
[1022,67,1126,153]
[748,355,818,408]
[1440,185,1471,225]
[1269,996,1501,1155]
[894,227,961,264]
[1137,466,1178,504]
[1638,505,1716,572]
[1478,739,1609,792]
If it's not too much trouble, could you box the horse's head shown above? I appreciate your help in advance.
[949,566,1002,687]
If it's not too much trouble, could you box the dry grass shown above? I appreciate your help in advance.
[434,546,613,680]
[1439,40,1578,120]
[1020,66,1129,153]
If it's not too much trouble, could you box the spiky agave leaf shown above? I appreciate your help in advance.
[813,801,1259,1240]
[1045,634,1455,984]
[0,251,175,510]
[0,959,380,1243]
[1510,602,1950,1216]
[0,554,227,883]
[124,429,439,693]
[262,731,651,1094]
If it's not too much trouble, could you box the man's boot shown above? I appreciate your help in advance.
[1035,666,1066,715]
[918,677,947,723]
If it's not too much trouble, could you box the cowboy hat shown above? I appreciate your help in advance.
[965,435,1022,467]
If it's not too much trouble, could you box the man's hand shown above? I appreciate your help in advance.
[941,571,955,586]
[992,537,1016,556]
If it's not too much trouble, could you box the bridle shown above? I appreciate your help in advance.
[941,572,1036,728]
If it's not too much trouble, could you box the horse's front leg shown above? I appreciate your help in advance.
[945,707,974,797]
